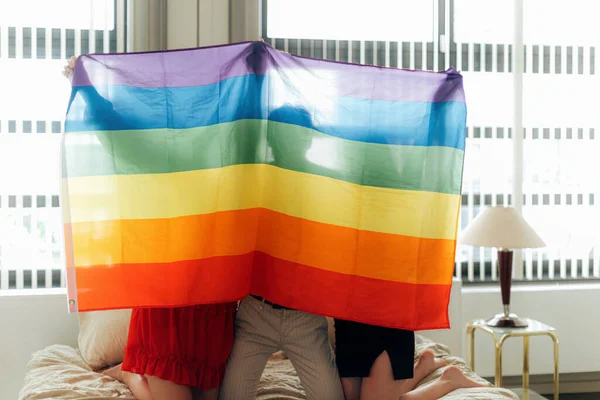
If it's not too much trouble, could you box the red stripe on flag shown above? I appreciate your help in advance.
[250,252,451,330]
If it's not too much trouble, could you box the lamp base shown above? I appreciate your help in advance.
[486,313,529,328]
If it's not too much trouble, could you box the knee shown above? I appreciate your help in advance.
[121,370,140,386]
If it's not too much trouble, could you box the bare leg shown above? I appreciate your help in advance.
[102,363,124,380]
[103,363,153,400]
[123,373,154,400]
[394,350,447,395]
[399,366,484,400]
[360,350,446,400]
[196,388,219,400]
[341,377,362,400]
[359,351,400,400]
[146,374,193,400]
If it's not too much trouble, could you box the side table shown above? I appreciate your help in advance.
[466,318,559,400]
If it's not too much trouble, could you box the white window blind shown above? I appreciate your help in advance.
[0,0,128,290]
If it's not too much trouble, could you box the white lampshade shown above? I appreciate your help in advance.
[459,206,546,249]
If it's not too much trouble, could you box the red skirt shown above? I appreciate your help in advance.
[121,303,237,390]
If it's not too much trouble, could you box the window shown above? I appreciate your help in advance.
[0,0,129,290]
[263,0,600,283]
[267,0,434,43]
[264,0,438,70]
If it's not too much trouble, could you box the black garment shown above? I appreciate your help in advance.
[334,319,415,380]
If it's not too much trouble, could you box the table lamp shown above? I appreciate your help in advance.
[459,206,545,328]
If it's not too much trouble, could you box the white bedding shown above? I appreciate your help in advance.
[20,336,518,400]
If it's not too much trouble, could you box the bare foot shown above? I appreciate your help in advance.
[416,350,446,376]
[393,350,447,395]
[440,366,485,389]
[397,366,486,399]
[102,363,124,382]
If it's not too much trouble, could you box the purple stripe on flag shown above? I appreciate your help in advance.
[72,41,464,103]
[71,42,257,89]
[267,48,465,103]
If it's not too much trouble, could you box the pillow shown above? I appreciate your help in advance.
[78,309,132,371]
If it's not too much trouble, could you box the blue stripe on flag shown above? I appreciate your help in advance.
[66,75,466,150]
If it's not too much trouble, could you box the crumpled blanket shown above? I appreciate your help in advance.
[20,335,518,400]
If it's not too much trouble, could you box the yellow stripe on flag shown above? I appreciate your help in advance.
[64,164,460,240]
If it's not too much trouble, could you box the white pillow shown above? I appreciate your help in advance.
[78,309,132,371]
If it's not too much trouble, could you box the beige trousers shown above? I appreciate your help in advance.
[219,296,344,399]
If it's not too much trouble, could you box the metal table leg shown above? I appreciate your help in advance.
[549,333,560,400]
[467,325,476,371]
[523,336,530,390]
[494,338,504,387]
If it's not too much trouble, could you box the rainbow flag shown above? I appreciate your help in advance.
[62,42,466,330]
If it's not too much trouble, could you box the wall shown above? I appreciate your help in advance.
[230,0,262,42]
[0,290,79,399]
[421,278,463,356]
[166,0,230,50]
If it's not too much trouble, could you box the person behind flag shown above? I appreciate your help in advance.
[334,319,485,400]
[63,56,237,400]
[219,45,344,398]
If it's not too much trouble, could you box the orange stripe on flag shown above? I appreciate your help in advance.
[68,209,456,286]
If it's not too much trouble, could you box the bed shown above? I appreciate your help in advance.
[20,331,518,400]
